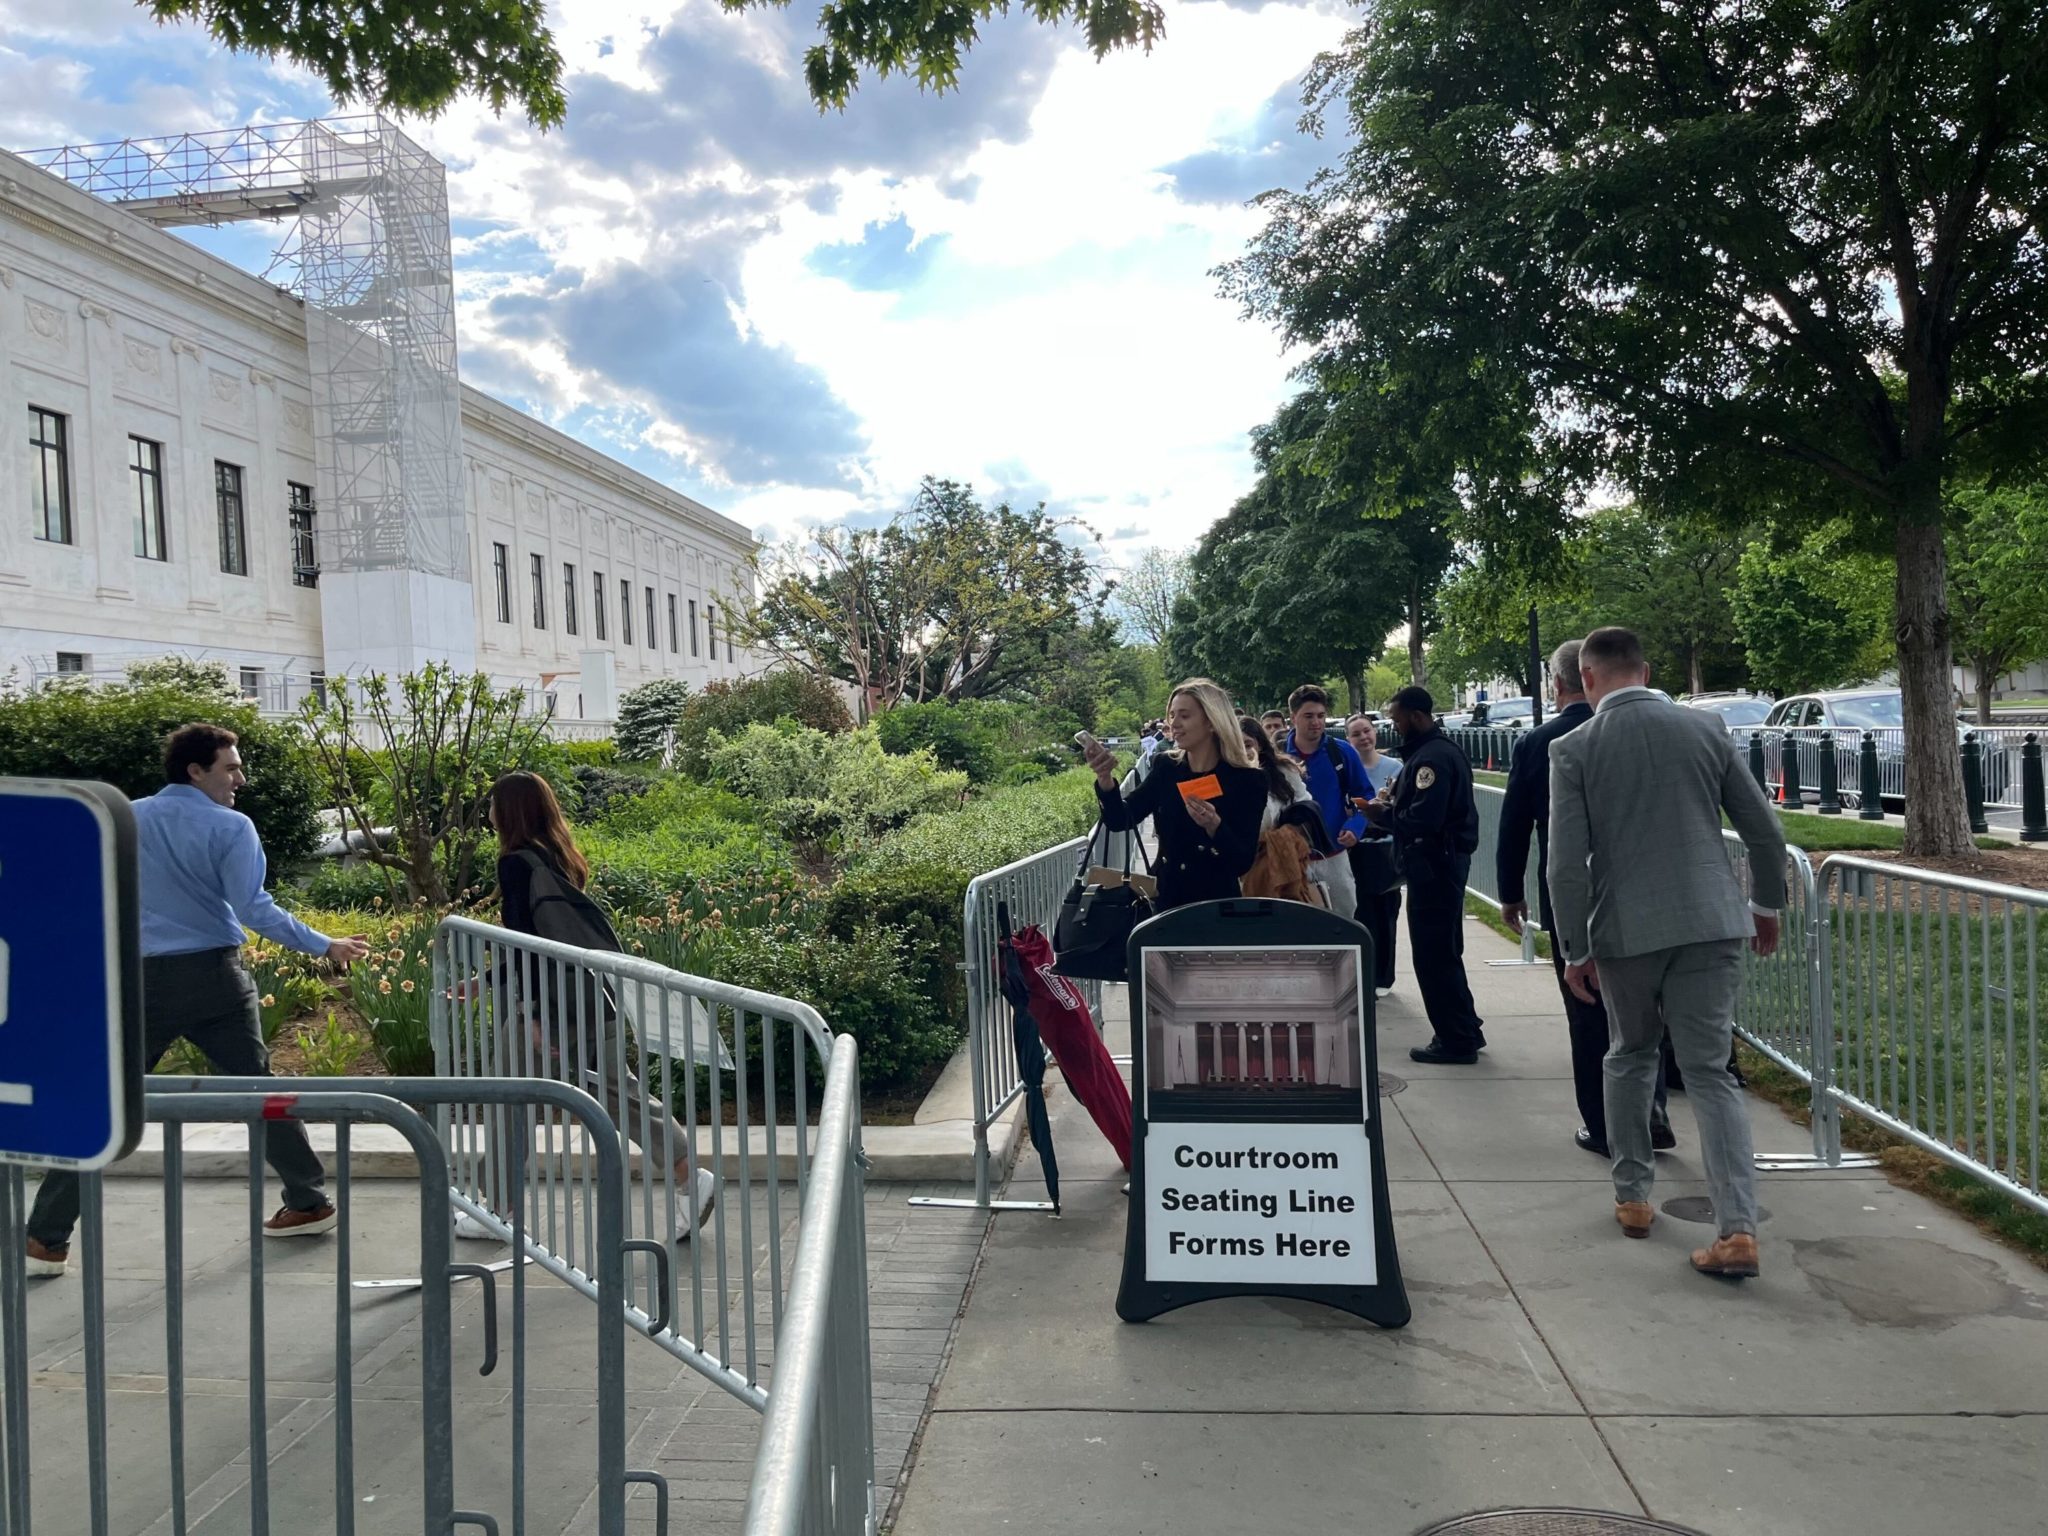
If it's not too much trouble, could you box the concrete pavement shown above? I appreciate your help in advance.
[888,915,2048,1536]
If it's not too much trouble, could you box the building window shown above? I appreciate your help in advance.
[563,563,578,636]
[667,593,679,654]
[689,598,699,657]
[645,586,656,650]
[239,666,263,701]
[620,578,633,646]
[309,671,327,707]
[31,408,72,544]
[530,551,547,629]
[55,650,87,674]
[706,603,716,663]
[289,481,318,588]
[216,462,248,576]
[130,436,167,561]
[593,571,607,640]
[492,542,511,623]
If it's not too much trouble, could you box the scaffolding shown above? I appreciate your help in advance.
[23,117,466,581]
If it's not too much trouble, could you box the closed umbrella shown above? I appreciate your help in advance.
[996,902,1060,1214]
[1008,921,1133,1172]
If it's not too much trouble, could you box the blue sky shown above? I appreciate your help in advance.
[0,0,1354,559]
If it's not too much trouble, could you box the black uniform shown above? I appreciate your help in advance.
[1383,724,1485,1056]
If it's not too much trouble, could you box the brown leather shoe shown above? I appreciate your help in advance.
[1691,1232,1760,1278]
[1614,1201,1654,1238]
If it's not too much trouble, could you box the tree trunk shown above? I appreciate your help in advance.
[1407,572,1426,685]
[1973,654,1994,726]
[1345,672,1365,713]
[1895,515,1974,857]
[1688,641,1703,698]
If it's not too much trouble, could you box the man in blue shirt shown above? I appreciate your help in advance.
[26,724,370,1276]
[1283,684,1372,919]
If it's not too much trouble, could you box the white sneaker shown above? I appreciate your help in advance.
[1375,986,1393,999]
[675,1168,719,1243]
[453,1210,501,1242]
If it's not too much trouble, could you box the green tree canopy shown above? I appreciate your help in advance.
[149,0,567,125]
[1946,483,2048,722]
[1730,528,1894,698]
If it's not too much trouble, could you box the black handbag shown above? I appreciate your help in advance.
[1350,833,1404,896]
[1052,821,1156,982]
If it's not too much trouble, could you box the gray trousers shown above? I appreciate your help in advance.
[1598,938,1756,1236]
[28,949,327,1246]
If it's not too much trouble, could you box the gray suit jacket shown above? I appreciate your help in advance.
[1547,688,1787,963]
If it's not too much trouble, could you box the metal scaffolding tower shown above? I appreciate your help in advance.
[25,117,466,582]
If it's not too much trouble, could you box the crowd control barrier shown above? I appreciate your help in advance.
[1469,784,1543,967]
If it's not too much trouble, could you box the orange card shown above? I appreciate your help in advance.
[1178,773,1223,802]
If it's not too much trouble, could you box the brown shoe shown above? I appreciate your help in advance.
[25,1237,69,1277]
[1691,1232,1760,1279]
[1614,1201,1655,1239]
[262,1203,338,1238]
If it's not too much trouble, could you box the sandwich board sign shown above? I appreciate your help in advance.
[1116,898,1408,1328]
[0,779,144,1169]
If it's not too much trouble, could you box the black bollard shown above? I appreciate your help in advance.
[1816,730,1841,814]
[2023,733,2046,844]
[1961,732,1989,835]
[1749,731,1766,793]
[1858,731,1885,820]
[1781,730,1803,807]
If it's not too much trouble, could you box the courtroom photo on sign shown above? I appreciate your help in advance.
[1141,947,1366,1116]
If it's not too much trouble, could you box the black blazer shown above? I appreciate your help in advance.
[1496,700,1593,933]
[1096,755,1265,909]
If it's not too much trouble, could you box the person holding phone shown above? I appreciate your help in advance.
[1082,679,1264,910]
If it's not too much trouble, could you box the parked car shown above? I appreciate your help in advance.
[1684,693,1774,728]
[1758,690,2011,810]
[1474,697,1536,727]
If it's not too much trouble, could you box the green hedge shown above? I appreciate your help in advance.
[576,777,785,914]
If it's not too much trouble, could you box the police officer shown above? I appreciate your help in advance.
[1367,685,1486,1065]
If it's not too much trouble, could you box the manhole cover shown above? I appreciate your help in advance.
[1661,1196,1770,1225]
[1414,1512,1709,1535]
[1378,1072,1407,1097]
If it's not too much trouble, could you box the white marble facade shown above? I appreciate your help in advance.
[1,149,757,717]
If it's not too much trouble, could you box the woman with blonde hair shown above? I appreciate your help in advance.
[1083,679,1265,910]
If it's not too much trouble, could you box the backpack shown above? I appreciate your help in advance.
[513,848,623,954]
[1320,737,1368,806]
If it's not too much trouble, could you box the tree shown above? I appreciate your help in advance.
[1111,547,1190,650]
[1947,483,2048,722]
[1731,529,1894,698]
[1228,0,2048,855]
[297,665,553,906]
[615,679,693,763]
[148,0,566,126]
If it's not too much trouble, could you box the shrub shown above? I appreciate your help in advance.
[555,739,620,768]
[294,859,401,911]
[845,767,1099,880]
[873,699,1075,784]
[0,681,322,867]
[706,723,967,863]
[616,678,693,762]
[570,763,655,820]
[672,672,853,777]
[822,861,966,1027]
[576,778,784,911]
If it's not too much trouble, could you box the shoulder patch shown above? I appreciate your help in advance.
[1415,766,1436,790]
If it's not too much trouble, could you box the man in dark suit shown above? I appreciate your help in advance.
[1497,641,1672,1157]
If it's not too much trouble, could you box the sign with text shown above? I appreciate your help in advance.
[1117,899,1408,1328]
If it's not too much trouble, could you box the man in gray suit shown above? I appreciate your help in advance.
[1548,627,1787,1279]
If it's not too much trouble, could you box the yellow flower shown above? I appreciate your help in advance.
[378,979,393,995]
[400,979,416,994]
[261,994,276,1008]
[389,947,406,962]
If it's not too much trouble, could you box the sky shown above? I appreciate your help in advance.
[0,0,1355,562]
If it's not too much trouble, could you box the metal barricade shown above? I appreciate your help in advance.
[1818,856,2047,1215]
[908,836,1103,1214]
[431,915,834,1409]
[1744,725,2029,810]
[741,1035,875,1536]
[0,1077,642,1536]
[1466,784,1541,967]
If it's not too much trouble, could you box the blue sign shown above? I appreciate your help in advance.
[0,779,142,1169]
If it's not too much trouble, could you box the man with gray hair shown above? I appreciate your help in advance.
[1499,640,1674,1159]
[1548,627,1786,1279]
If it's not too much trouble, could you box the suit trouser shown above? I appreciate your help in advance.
[1405,855,1483,1054]
[1598,939,1756,1237]
[1356,888,1401,990]
[28,949,327,1246]
[1549,947,1666,1146]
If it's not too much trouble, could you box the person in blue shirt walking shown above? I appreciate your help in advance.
[24,723,371,1277]
[1281,684,1373,921]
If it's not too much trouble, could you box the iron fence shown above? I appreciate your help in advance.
[741,1034,876,1536]
[1741,725,2029,810]
[909,836,1104,1214]
[431,915,834,1409]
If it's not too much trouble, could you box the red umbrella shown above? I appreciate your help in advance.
[1006,922,1132,1171]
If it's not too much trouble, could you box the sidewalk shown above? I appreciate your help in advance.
[888,916,2048,1536]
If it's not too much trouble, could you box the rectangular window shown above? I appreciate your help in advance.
[215,462,248,576]
[492,542,511,622]
[563,563,579,636]
[593,571,607,640]
[689,598,699,657]
[706,603,716,663]
[667,593,679,654]
[309,671,327,708]
[289,481,318,588]
[130,436,167,560]
[238,666,263,700]
[620,578,633,646]
[645,586,656,650]
[29,407,71,545]
[530,551,547,629]
[55,651,87,674]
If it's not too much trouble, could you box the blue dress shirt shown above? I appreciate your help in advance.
[133,785,330,958]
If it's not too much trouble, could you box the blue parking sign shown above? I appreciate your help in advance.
[0,779,143,1169]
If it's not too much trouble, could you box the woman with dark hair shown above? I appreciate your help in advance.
[1239,715,1329,907]
[482,771,718,1242]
